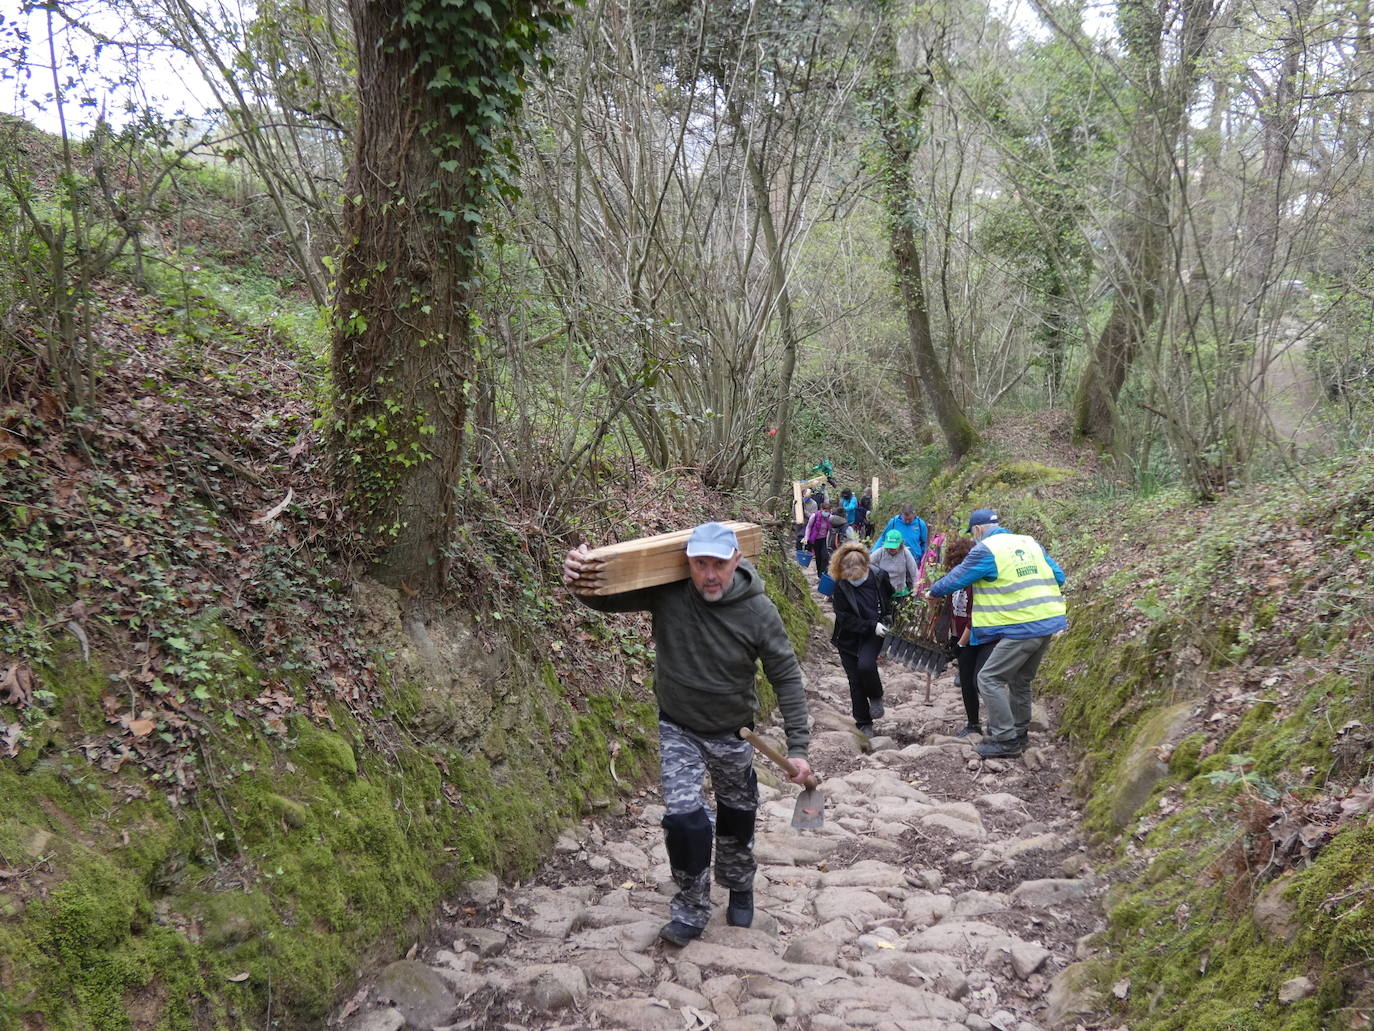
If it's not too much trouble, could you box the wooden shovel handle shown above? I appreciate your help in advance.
[739,728,819,790]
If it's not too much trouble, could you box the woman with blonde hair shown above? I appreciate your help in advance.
[828,541,896,737]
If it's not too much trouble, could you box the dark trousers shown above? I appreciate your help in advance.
[810,536,830,577]
[838,635,884,726]
[954,641,987,728]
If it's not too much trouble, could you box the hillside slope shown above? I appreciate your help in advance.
[923,441,1374,1029]
[0,264,818,1028]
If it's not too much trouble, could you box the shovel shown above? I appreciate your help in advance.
[738,728,825,829]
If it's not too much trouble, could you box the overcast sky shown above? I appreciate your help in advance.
[1,0,216,136]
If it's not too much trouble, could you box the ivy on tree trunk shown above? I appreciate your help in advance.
[332,0,570,594]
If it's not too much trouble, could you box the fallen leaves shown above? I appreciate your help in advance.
[0,663,35,707]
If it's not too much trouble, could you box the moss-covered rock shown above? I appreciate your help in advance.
[1104,701,1192,831]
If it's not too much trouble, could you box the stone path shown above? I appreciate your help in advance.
[335,610,1104,1031]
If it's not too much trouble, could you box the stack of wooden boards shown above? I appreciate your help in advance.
[569,521,763,596]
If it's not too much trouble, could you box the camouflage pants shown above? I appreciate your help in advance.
[659,718,759,929]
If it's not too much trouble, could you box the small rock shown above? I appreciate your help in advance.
[341,1006,405,1031]
[1060,853,1091,878]
[653,979,709,1009]
[1010,879,1089,909]
[1278,976,1316,1003]
[451,926,507,957]
[465,874,500,906]
[587,855,612,873]
[372,961,457,1029]
[519,964,588,1013]
[554,834,580,853]
[771,994,798,1019]
[1010,943,1052,979]
[710,993,740,1019]
[604,841,650,872]
[589,998,685,1031]
[922,813,987,840]
[1045,961,1100,1028]
[1253,877,1300,942]
[916,868,944,891]
[573,949,655,983]
[671,960,703,989]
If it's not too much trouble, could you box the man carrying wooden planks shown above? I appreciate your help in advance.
[563,522,814,947]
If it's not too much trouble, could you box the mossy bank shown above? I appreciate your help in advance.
[1022,451,1374,1029]
[0,536,815,1029]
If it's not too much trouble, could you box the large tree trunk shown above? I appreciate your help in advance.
[332,0,477,595]
[1073,0,1218,447]
[873,46,980,462]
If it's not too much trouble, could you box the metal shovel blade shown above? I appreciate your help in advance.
[792,786,825,829]
[739,727,825,830]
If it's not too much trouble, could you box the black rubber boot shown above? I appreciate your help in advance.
[726,890,754,928]
[659,920,704,947]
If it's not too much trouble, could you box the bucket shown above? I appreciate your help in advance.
[795,549,812,567]
[817,572,835,597]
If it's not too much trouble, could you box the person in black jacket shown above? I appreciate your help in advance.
[828,540,895,738]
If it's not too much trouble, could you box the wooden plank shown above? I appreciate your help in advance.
[571,530,764,582]
[791,481,804,524]
[871,476,879,510]
[574,524,762,568]
[572,522,763,595]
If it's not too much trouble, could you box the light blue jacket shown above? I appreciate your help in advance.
[928,527,1066,644]
[877,514,927,558]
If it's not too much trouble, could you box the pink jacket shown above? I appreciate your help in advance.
[804,510,830,544]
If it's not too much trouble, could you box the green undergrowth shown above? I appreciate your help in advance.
[0,630,657,1029]
[918,454,1075,536]
[1021,450,1374,1028]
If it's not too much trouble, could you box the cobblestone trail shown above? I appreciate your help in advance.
[335,610,1103,1031]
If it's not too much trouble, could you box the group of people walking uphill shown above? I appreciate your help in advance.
[817,498,1065,761]
[556,488,1066,948]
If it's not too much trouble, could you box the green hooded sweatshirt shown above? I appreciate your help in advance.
[580,558,809,757]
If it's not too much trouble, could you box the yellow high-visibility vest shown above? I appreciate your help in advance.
[971,533,1066,629]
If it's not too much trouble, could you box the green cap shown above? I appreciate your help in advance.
[883,530,903,549]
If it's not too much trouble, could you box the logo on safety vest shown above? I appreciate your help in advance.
[1013,548,1039,577]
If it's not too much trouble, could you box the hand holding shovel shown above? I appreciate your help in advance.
[739,728,825,829]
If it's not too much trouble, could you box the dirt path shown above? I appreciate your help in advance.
[334,587,1102,1031]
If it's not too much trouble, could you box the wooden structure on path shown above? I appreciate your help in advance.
[569,521,763,596]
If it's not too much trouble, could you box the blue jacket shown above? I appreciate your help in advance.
[928,527,1066,644]
[842,496,858,524]
[876,514,927,558]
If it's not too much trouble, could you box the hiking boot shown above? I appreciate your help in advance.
[974,739,1023,759]
[1017,730,1029,750]
[658,920,704,947]
[869,697,885,719]
[726,890,754,928]
[956,723,982,738]
[856,723,874,740]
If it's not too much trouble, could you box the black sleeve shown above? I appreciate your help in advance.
[877,570,895,624]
